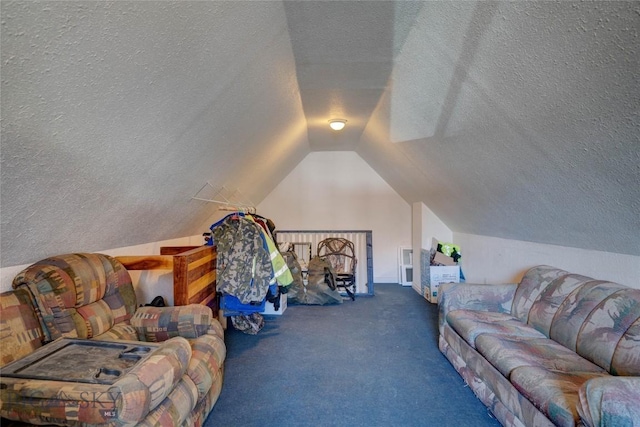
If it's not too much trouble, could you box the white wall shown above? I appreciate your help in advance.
[419,203,452,249]
[412,202,453,294]
[454,233,640,289]
[257,151,412,284]
[411,203,423,293]
[0,235,204,305]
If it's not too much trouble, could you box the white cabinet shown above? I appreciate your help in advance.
[399,247,413,287]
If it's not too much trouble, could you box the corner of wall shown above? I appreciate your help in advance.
[412,201,453,296]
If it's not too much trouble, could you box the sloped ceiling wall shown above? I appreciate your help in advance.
[1,1,308,267]
[356,1,639,256]
[1,1,638,268]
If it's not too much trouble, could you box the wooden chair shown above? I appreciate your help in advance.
[317,237,357,300]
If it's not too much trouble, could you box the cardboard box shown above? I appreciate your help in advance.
[432,251,457,266]
[426,266,460,303]
[261,292,287,316]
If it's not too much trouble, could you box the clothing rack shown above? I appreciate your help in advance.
[218,205,256,214]
[191,182,256,214]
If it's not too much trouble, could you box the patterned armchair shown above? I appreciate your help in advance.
[0,253,226,426]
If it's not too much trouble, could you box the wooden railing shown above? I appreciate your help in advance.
[117,245,219,318]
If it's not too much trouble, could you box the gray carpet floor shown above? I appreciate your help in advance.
[204,283,502,426]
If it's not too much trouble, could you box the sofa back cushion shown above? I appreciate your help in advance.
[512,266,640,376]
[527,274,593,336]
[0,288,44,367]
[12,253,137,341]
[511,265,568,322]
[611,318,640,376]
[549,281,627,351]
[576,288,640,375]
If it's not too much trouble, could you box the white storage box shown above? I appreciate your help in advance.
[427,266,460,303]
[261,292,287,315]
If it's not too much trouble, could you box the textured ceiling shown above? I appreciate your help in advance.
[356,1,639,255]
[0,1,308,266]
[1,1,639,267]
[284,1,423,151]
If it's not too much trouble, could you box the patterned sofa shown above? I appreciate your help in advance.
[0,253,226,426]
[439,265,640,427]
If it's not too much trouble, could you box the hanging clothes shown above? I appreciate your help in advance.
[245,215,293,288]
[210,212,294,334]
[211,215,272,304]
[251,216,273,238]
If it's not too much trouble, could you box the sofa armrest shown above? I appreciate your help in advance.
[578,376,640,427]
[438,282,518,334]
[0,289,44,366]
[131,304,216,342]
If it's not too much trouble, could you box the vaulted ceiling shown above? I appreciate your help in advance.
[1,1,638,267]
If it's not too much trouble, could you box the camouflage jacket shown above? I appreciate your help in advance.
[212,216,272,304]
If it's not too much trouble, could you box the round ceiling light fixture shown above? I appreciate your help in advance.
[329,119,347,131]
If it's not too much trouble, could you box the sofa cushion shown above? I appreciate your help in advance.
[110,336,192,423]
[76,300,115,337]
[577,288,640,374]
[511,266,567,322]
[187,333,226,400]
[578,377,640,427]
[549,281,627,351]
[527,274,593,336]
[184,374,225,427]
[13,253,137,341]
[510,367,609,427]
[137,375,199,426]
[611,318,640,376]
[131,305,214,342]
[476,335,605,378]
[92,322,139,341]
[441,326,557,427]
[0,289,43,367]
[447,309,545,348]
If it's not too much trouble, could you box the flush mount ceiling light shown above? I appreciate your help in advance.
[329,119,347,131]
